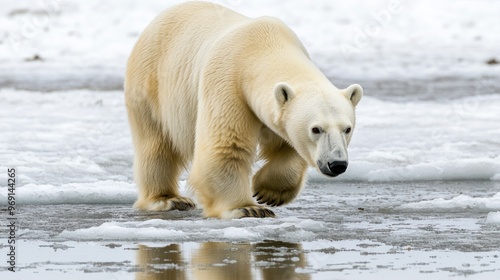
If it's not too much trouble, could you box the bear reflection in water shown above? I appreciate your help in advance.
[136,241,310,280]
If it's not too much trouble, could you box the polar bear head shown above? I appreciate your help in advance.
[274,82,363,177]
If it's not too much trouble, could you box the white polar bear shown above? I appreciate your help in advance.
[125,1,363,219]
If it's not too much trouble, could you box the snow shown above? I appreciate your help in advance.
[485,211,500,224]
[221,227,257,240]
[1,0,499,84]
[5,181,136,205]
[58,217,325,242]
[398,193,500,212]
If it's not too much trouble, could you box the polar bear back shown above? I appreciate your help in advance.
[125,1,307,161]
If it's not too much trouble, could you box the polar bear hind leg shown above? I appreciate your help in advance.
[126,100,196,212]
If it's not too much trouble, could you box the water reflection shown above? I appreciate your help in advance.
[136,243,187,279]
[136,241,310,280]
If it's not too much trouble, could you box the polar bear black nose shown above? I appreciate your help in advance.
[328,161,348,175]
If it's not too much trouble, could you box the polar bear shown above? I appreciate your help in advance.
[125,2,363,219]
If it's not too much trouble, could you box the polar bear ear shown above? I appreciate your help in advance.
[342,84,363,107]
[274,82,295,106]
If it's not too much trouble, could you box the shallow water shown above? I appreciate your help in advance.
[3,181,500,279]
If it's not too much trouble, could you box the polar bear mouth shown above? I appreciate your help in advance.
[318,160,348,177]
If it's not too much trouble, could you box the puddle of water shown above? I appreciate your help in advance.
[2,240,499,280]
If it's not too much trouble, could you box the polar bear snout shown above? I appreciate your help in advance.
[329,161,348,176]
[318,160,348,177]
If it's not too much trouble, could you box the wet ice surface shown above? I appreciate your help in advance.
[2,181,500,279]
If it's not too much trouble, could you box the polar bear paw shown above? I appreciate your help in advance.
[220,206,275,219]
[136,196,196,212]
[253,188,298,207]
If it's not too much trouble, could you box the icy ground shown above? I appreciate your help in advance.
[2,181,500,279]
[1,0,500,279]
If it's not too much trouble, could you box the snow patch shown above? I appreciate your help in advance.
[485,212,500,224]
[221,227,258,240]
[2,0,500,81]
[309,158,500,182]
[398,193,500,212]
[58,217,326,242]
[0,180,137,205]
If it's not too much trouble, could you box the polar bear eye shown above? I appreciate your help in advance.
[312,127,321,134]
[345,127,352,134]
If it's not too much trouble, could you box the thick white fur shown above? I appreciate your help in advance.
[124,1,362,219]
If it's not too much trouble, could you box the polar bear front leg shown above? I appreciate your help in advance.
[190,150,276,219]
[252,128,308,207]
[189,99,275,219]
